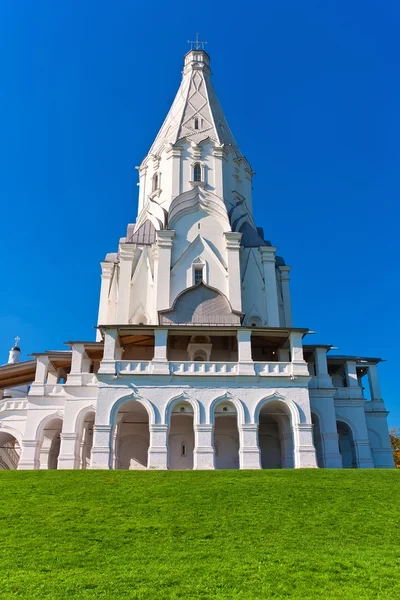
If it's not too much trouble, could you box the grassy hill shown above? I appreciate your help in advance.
[0,470,399,599]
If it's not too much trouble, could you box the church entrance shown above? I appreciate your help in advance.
[214,402,239,469]
[168,402,194,470]
[114,401,150,470]
[0,432,20,470]
[337,421,357,468]
[258,401,294,468]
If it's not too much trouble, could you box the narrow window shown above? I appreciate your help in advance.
[194,118,199,130]
[193,163,201,182]
[181,443,186,457]
[152,173,158,191]
[194,266,203,285]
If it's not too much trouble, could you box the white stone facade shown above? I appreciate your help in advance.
[0,49,394,470]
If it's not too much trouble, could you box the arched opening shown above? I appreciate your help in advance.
[311,412,324,468]
[40,417,63,470]
[0,432,21,470]
[80,411,95,469]
[193,163,201,182]
[114,401,150,470]
[337,421,357,468]
[168,401,194,470]
[214,401,239,469]
[258,401,294,468]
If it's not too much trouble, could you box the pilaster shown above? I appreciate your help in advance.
[278,266,293,327]
[96,262,115,341]
[259,246,280,326]
[155,230,175,313]
[148,424,168,469]
[224,232,242,312]
[166,144,183,198]
[239,424,261,469]
[58,433,79,469]
[294,423,318,468]
[212,145,225,197]
[18,440,40,470]
[90,425,112,469]
[116,244,136,324]
[193,425,215,470]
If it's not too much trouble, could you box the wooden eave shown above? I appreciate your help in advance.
[0,360,36,390]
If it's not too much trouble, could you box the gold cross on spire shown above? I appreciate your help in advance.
[187,33,208,51]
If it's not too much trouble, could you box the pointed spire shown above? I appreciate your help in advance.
[8,337,21,365]
[147,47,241,158]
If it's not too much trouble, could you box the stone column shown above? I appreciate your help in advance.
[237,329,255,375]
[367,364,382,401]
[90,425,112,469]
[344,360,360,389]
[224,232,242,312]
[116,244,136,324]
[166,144,182,198]
[152,328,170,375]
[289,331,309,376]
[212,145,224,197]
[278,266,293,327]
[96,262,114,341]
[148,425,168,469]
[193,425,215,470]
[29,355,50,396]
[98,328,119,374]
[239,424,261,469]
[293,423,318,468]
[155,231,175,312]
[259,246,280,326]
[58,433,79,469]
[314,348,333,388]
[18,440,40,470]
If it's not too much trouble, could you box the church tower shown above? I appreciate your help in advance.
[96,49,293,333]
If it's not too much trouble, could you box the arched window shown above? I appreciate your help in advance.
[194,118,199,130]
[193,350,207,362]
[193,163,201,182]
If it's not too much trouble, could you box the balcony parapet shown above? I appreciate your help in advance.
[107,360,308,378]
[0,398,28,412]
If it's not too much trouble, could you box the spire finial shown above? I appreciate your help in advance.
[187,33,208,51]
[8,336,21,364]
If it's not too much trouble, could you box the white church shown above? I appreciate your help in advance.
[0,46,394,471]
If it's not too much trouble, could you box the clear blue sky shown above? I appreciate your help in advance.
[0,1,399,424]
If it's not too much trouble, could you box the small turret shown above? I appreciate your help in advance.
[8,336,21,365]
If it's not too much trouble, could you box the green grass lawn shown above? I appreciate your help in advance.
[0,470,399,599]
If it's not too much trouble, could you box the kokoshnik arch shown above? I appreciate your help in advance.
[0,47,394,471]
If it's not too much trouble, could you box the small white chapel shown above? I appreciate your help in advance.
[0,44,394,471]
